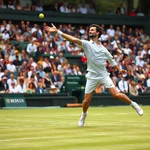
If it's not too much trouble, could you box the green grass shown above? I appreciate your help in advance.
[0,106,150,150]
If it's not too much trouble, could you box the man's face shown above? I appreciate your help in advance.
[89,27,97,38]
[10,75,14,79]
[38,83,42,88]
[20,78,24,84]
[11,82,15,87]
[3,79,7,82]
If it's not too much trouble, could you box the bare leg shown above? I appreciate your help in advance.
[108,87,131,104]
[108,87,143,116]
[78,91,94,127]
[82,91,95,113]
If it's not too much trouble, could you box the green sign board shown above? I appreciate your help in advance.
[65,75,86,92]
[3,94,26,107]
[65,75,86,103]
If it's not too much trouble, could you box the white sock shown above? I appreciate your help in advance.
[130,101,135,106]
[82,112,87,115]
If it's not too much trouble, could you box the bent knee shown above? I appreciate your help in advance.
[83,98,91,104]
[112,92,120,99]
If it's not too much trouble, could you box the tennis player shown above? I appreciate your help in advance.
[45,24,143,127]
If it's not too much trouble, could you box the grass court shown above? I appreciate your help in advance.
[0,106,150,150]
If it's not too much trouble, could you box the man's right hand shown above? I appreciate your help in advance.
[119,69,127,75]
[45,23,58,33]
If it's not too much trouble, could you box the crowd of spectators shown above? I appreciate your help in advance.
[97,24,150,95]
[0,0,96,15]
[0,0,146,17]
[107,3,145,16]
[0,0,43,11]
[0,19,150,95]
[116,3,145,16]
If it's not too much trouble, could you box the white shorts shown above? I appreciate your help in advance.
[85,76,115,94]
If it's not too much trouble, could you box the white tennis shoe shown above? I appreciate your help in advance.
[78,112,87,127]
[131,102,143,116]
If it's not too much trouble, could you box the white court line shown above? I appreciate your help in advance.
[0,112,149,120]
[1,129,148,143]
[92,114,106,116]
[92,113,135,115]
[0,135,75,142]
[0,132,132,142]
[0,114,80,119]
[113,113,129,115]
[94,133,124,136]
[93,132,140,136]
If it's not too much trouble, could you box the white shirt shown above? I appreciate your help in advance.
[31,27,37,33]
[57,44,66,52]
[7,64,16,72]
[7,79,17,86]
[118,80,128,92]
[27,71,38,81]
[107,29,115,37]
[135,55,140,64]
[73,70,82,75]
[16,84,26,93]
[141,49,147,57]
[111,41,118,49]
[35,6,43,12]
[31,62,37,68]
[42,61,52,69]
[136,60,145,67]
[137,13,144,16]
[79,7,88,14]
[100,34,109,41]
[8,5,15,9]
[120,7,125,15]
[60,6,69,13]
[2,33,10,41]
[0,72,4,80]
[57,64,63,71]
[147,79,150,88]
[9,86,17,93]
[122,48,132,55]
[81,40,117,79]
[79,29,85,35]
[26,43,37,53]
[0,26,9,33]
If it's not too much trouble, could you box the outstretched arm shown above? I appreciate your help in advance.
[113,65,127,74]
[106,51,127,75]
[45,23,82,46]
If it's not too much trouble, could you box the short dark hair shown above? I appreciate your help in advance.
[89,24,103,38]
[138,80,142,83]
[31,74,34,78]
[19,78,24,83]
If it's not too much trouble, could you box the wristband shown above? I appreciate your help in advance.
[57,30,63,35]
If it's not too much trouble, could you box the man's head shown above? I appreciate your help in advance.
[37,82,42,88]
[120,3,124,7]
[11,81,15,87]
[138,80,142,85]
[89,24,103,38]
[2,76,7,83]
[10,74,14,79]
[19,78,24,85]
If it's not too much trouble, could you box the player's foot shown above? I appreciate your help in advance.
[131,102,143,116]
[78,112,87,127]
